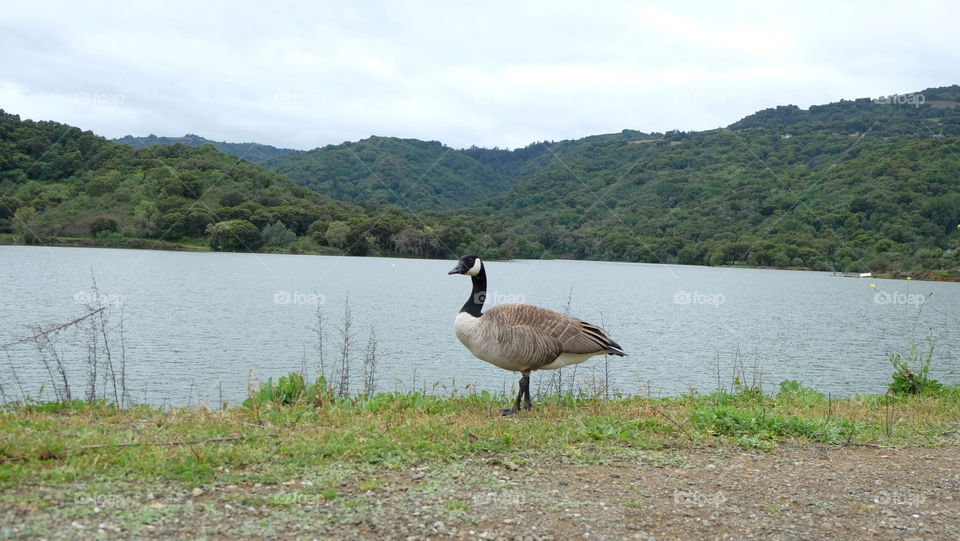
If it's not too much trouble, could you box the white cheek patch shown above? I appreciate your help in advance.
[465,258,483,276]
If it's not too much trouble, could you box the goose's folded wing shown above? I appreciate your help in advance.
[494,324,563,366]
[560,322,621,354]
[487,304,618,355]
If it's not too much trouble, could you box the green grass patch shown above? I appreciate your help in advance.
[2,384,958,491]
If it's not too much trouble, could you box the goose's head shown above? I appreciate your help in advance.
[448,255,483,277]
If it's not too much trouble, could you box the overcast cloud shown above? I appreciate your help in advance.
[1,0,957,150]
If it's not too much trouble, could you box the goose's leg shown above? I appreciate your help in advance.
[502,385,523,416]
[502,372,533,416]
[502,373,528,416]
[521,371,532,410]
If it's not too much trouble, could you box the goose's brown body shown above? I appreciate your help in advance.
[454,303,622,372]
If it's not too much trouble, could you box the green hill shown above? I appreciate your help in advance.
[466,86,960,273]
[3,84,959,275]
[113,133,296,163]
[0,111,471,258]
[261,136,520,211]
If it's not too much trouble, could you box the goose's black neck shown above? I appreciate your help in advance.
[460,266,486,317]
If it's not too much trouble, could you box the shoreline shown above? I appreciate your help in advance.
[2,234,958,282]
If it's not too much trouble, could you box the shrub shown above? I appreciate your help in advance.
[888,344,943,395]
[243,372,332,408]
[261,220,296,246]
[777,380,824,407]
[206,219,263,251]
[90,217,119,236]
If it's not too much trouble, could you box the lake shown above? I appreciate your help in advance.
[1,246,958,406]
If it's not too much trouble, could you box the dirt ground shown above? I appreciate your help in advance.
[3,443,959,540]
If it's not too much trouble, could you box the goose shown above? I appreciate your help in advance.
[448,255,626,415]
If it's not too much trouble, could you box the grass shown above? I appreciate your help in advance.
[2,386,958,493]
[1,386,958,538]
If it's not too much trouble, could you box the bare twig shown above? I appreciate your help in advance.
[362,327,378,395]
[0,308,105,350]
[336,294,354,397]
[652,405,695,441]
[119,308,130,408]
[312,298,326,382]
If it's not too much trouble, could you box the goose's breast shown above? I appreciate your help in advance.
[454,312,529,371]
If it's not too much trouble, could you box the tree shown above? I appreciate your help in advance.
[133,200,159,237]
[207,219,263,251]
[90,217,119,236]
[182,208,214,238]
[12,206,40,243]
[261,220,297,246]
[392,226,428,255]
[0,196,21,220]
[923,194,960,233]
[325,220,349,248]
[85,172,121,196]
[219,191,246,207]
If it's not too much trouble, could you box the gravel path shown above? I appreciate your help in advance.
[4,444,958,540]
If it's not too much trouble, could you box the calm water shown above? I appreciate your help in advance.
[1,246,958,406]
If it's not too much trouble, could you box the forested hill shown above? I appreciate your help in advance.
[261,131,664,211]
[113,133,295,163]
[466,86,960,273]
[0,111,474,257]
[3,84,959,275]
[261,136,522,211]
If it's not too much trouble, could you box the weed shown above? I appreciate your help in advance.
[243,373,333,409]
[878,290,944,395]
[888,344,943,395]
[358,479,381,491]
[444,500,468,511]
[777,380,824,408]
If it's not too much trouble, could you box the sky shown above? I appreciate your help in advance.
[2,0,958,151]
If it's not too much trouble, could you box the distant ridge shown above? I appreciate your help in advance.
[113,133,296,163]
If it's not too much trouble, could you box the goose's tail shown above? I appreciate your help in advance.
[605,340,627,357]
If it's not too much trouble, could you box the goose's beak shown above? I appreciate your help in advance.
[448,263,466,275]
